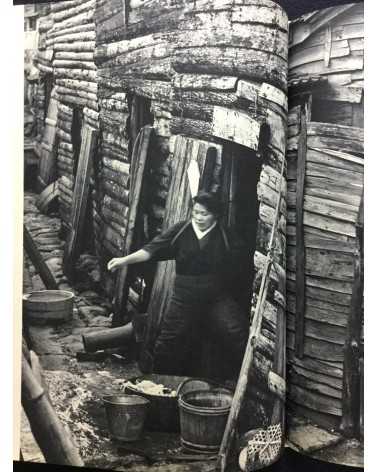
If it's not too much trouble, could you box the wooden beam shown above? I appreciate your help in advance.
[294,108,307,358]
[63,126,98,278]
[340,198,364,438]
[21,354,84,466]
[23,225,58,290]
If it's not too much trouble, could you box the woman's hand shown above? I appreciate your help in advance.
[107,257,126,272]
[107,249,152,272]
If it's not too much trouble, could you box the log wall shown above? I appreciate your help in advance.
[35,0,100,240]
[287,3,364,433]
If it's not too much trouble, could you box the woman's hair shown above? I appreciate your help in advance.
[192,191,223,216]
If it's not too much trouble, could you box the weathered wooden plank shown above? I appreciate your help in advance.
[100,56,172,81]
[303,212,356,238]
[289,39,351,70]
[303,195,359,223]
[55,52,94,62]
[306,147,363,173]
[341,200,363,438]
[304,236,356,254]
[288,314,346,346]
[56,86,97,102]
[305,295,350,315]
[50,0,82,13]
[63,126,98,278]
[173,74,237,91]
[172,47,287,91]
[47,22,94,40]
[54,68,97,82]
[288,354,343,383]
[287,280,353,307]
[289,369,343,398]
[50,10,94,31]
[289,55,363,79]
[289,384,342,417]
[287,245,355,281]
[295,109,306,358]
[288,270,354,295]
[53,60,96,71]
[292,23,363,50]
[307,122,363,143]
[54,41,96,52]
[24,226,58,290]
[287,332,344,363]
[307,134,363,156]
[316,84,363,104]
[287,298,348,328]
[237,79,288,110]
[211,106,261,150]
[306,176,363,198]
[289,4,355,47]
[52,0,95,23]
[174,24,287,60]
[231,3,288,31]
[39,95,59,189]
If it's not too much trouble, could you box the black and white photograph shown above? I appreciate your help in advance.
[17,0,363,471]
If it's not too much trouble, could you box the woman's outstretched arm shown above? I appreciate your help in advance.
[107,249,152,272]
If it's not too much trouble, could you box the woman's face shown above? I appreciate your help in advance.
[192,203,217,231]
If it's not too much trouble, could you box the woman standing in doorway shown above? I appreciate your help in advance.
[108,191,249,378]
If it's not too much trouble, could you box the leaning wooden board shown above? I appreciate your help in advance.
[38,90,59,189]
[112,125,153,325]
[63,125,98,277]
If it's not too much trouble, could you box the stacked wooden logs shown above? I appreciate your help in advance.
[97,91,129,257]
[34,82,46,142]
[34,8,53,144]
[49,0,98,127]
[56,103,75,225]
[35,7,54,75]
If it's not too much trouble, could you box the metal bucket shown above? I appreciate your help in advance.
[178,379,233,453]
[103,394,150,442]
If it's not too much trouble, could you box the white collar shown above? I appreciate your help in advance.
[191,219,217,240]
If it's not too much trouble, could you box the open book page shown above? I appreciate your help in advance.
[285,2,364,467]
[21,1,289,471]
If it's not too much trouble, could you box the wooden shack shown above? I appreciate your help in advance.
[286,2,364,439]
[94,0,289,429]
[34,0,289,430]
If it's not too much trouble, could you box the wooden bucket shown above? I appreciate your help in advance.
[23,290,74,324]
[178,379,233,453]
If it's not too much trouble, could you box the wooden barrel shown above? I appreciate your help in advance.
[23,290,74,324]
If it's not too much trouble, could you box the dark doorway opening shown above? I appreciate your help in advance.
[221,142,262,312]
[196,142,262,380]
[71,108,95,259]
[43,74,53,120]
[125,95,154,315]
